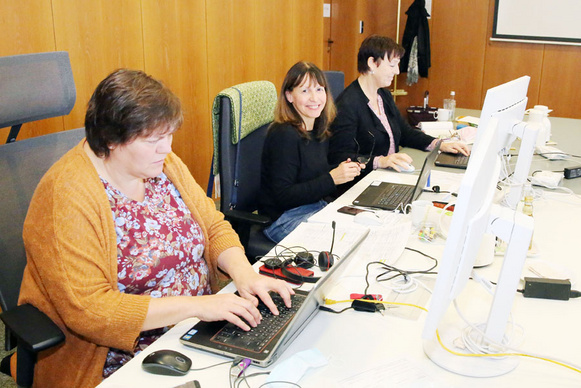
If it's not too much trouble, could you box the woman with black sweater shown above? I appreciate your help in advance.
[259,62,363,243]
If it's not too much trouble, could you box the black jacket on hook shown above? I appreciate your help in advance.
[400,0,431,78]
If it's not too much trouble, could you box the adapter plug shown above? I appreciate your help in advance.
[352,296,384,313]
[564,165,581,180]
[523,277,571,300]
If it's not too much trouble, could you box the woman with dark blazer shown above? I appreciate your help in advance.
[329,35,469,176]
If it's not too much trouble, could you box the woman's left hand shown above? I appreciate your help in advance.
[440,141,470,156]
[231,267,295,316]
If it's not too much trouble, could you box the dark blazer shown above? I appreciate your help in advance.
[329,79,434,176]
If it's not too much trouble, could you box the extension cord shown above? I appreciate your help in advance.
[530,171,562,188]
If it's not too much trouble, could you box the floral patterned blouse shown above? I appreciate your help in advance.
[102,173,211,377]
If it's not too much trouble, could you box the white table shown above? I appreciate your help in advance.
[98,115,581,388]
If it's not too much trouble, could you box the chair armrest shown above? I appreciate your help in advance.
[0,304,65,352]
[223,209,271,226]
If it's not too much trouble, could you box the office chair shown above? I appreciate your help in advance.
[0,51,76,143]
[210,81,278,262]
[323,70,345,101]
[0,51,80,388]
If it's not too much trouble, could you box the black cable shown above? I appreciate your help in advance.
[570,290,581,299]
[190,360,231,371]
[319,305,353,314]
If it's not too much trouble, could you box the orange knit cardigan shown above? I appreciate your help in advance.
[19,141,242,387]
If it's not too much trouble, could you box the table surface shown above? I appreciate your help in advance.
[98,111,581,388]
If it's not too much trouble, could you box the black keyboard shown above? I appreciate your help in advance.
[210,293,306,353]
[376,184,414,208]
[454,155,469,165]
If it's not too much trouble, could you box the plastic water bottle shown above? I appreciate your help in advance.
[533,105,551,143]
[444,91,456,121]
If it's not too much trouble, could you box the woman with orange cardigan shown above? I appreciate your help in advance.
[14,69,293,387]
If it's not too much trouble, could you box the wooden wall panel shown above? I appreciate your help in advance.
[255,0,294,88]
[428,0,489,112]
[52,0,145,131]
[0,0,62,140]
[141,0,211,186]
[206,0,257,99]
[539,45,581,119]
[291,0,324,68]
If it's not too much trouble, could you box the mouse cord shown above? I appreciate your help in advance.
[190,360,231,371]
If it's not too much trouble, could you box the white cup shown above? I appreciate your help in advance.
[436,108,452,122]
[410,200,432,226]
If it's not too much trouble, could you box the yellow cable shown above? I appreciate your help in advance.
[323,297,581,375]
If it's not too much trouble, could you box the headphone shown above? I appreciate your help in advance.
[262,221,337,284]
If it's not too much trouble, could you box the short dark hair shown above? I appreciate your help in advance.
[85,69,183,158]
[357,35,405,74]
[273,61,336,141]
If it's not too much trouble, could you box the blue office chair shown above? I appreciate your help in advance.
[323,70,345,101]
[209,81,278,262]
[0,52,76,143]
[0,51,78,388]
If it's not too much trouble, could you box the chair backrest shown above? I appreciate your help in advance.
[0,52,76,143]
[213,81,277,213]
[324,70,345,101]
[0,128,85,312]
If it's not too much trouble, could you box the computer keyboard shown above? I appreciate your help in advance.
[377,185,414,208]
[210,293,306,353]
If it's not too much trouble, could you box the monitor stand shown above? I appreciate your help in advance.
[423,334,519,377]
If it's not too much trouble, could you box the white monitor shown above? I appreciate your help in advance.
[422,76,538,377]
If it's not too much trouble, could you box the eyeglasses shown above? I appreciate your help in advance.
[355,131,375,164]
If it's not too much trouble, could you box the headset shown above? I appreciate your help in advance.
[262,221,337,284]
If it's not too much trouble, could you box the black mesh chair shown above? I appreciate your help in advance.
[0,51,79,388]
[323,70,345,101]
[210,81,278,262]
[0,51,76,143]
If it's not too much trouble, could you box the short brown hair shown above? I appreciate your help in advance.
[273,61,336,141]
[357,35,405,74]
[85,69,183,157]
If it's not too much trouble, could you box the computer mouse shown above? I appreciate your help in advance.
[354,211,382,226]
[399,163,415,173]
[141,349,192,376]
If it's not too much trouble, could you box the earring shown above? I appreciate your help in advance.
[370,70,375,75]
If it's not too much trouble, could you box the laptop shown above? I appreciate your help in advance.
[179,228,368,367]
[434,147,471,169]
[352,142,440,210]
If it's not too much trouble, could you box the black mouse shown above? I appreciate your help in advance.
[141,349,192,376]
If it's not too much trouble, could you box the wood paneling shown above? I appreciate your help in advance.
[51,0,144,131]
[0,0,61,139]
[539,45,581,119]
[428,0,489,111]
[255,0,294,88]
[141,0,211,186]
[291,0,324,69]
[206,0,257,99]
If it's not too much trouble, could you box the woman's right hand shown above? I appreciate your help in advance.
[377,152,413,171]
[191,293,262,331]
[330,158,364,185]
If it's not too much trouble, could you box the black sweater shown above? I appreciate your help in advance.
[259,123,336,221]
[328,79,434,176]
